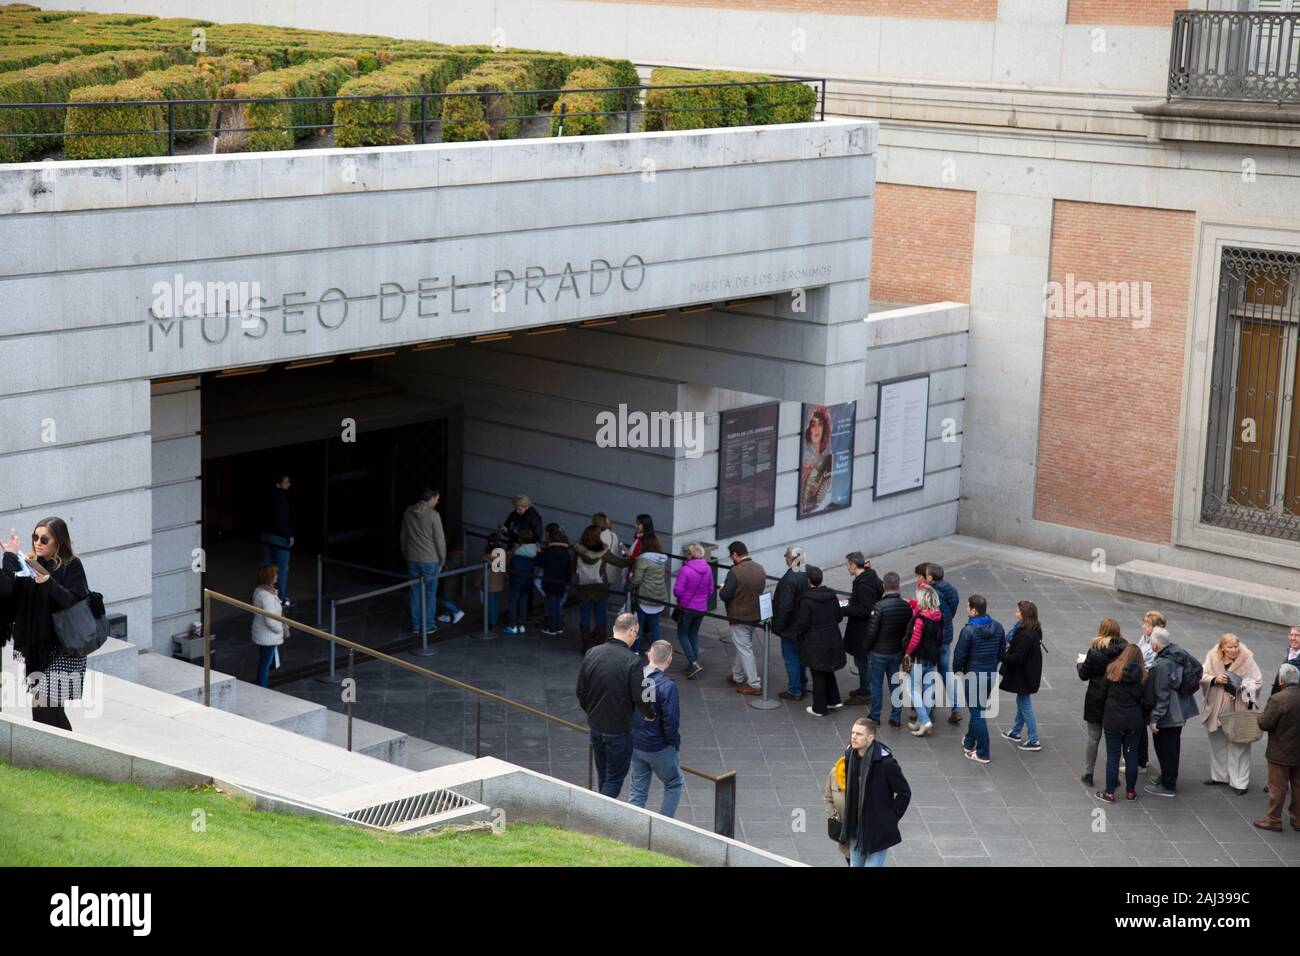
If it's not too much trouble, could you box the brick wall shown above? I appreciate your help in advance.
[576,0,997,20]
[870,183,976,305]
[1067,0,1181,26]
[1034,200,1195,544]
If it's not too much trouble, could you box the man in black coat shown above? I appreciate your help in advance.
[576,612,655,798]
[860,571,911,727]
[842,552,884,706]
[839,716,911,867]
[772,545,811,701]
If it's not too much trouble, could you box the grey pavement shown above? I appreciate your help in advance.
[271,557,1298,867]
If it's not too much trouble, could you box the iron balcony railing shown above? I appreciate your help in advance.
[1169,10,1300,103]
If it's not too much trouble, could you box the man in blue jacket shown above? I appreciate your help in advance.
[925,563,962,725]
[952,594,1005,763]
[629,640,684,818]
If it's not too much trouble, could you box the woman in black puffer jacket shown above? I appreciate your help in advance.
[1095,644,1150,802]
[1075,617,1127,787]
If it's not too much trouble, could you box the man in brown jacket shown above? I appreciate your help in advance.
[399,488,463,633]
[1254,663,1300,833]
[719,540,767,695]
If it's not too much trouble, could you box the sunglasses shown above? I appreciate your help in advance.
[31,534,51,546]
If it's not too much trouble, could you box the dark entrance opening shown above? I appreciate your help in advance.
[198,359,464,679]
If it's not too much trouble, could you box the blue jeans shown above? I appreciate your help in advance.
[677,610,703,667]
[508,581,530,628]
[1104,727,1140,794]
[1010,693,1039,742]
[781,637,809,695]
[255,644,276,687]
[867,651,903,723]
[629,746,684,818]
[580,600,608,631]
[850,845,887,867]
[485,591,501,628]
[936,641,953,708]
[545,592,565,631]
[853,654,871,695]
[408,561,460,632]
[963,701,990,758]
[259,534,290,602]
[910,659,933,725]
[635,608,661,654]
[590,730,634,798]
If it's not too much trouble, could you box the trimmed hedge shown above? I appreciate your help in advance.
[64,64,212,160]
[550,66,624,137]
[195,53,267,88]
[334,56,471,147]
[441,59,536,142]
[216,57,358,152]
[0,48,169,161]
[644,67,816,131]
[0,43,80,72]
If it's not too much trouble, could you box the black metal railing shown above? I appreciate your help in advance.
[1169,10,1300,103]
[0,77,827,159]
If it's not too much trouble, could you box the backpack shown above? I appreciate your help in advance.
[1175,647,1203,697]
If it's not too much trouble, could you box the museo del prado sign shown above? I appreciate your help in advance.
[145,254,648,352]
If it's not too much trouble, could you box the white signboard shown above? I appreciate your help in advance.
[758,591,773,623]
[873,374,930,500]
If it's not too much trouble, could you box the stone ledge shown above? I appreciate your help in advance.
[1115,559,1300,628]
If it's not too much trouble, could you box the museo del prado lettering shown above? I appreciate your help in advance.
[146,255,647,351]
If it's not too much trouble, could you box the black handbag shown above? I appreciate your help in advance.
[52,592,110,658]
[827,816,842,842]
[671,607,684,625]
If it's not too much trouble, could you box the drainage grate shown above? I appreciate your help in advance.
[344,788,477,829]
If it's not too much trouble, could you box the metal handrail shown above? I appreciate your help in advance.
[201,586,738,836]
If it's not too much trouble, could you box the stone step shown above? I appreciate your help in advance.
[405,736,476,772]
[85,637,141,682]
[233,679,327,740]
[1115,559,1300,627]
[324,709,408,766]
[135,652,238,713]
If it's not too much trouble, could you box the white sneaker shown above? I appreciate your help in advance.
[805,706,826,718]
[452,610,465,624]
[436,613,453,624]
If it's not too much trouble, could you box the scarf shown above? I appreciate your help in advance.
[833,755,846,792]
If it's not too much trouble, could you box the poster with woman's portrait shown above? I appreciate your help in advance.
[797,402,856,519]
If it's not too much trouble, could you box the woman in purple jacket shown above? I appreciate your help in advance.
[672,543,713,679]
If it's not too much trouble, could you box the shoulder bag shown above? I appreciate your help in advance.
[52,591,110,658]
[1219,701,1263,746]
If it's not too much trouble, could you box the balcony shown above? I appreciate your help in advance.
[1134,11,1300,148]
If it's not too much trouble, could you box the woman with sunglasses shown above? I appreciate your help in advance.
[1,518,91,730]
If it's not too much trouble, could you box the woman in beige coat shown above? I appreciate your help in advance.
[1201,633,1263,794]
[822,755,850,864]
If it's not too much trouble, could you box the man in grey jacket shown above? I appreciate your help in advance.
[1143,627,1200,797]
[399,488,463,634]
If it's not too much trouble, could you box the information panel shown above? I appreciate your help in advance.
[797,401,857,519]
[873,374,930,500]
[716,402,779,538]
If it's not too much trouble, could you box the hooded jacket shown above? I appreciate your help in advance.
[1077,636,1128,724]
[631,666,681,753]
[904,607,944,662]
[1143,642,1200,728]
[399,499,447,565]
[792,586,846,672]
[536,542,574,597]
[839,739,911,856]
[953,615,1005,676]
[631,551,671,608]
[1099,659,1149,733]
[673,558,714,613]
[999,622,1043,695]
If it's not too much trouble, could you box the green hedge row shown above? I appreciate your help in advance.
[441,59,537,142]
[0,43,80,73]
[334,56,479,148]
[644,67,816,131]
[64,64,215,160]
[0,48,171,160]
[216,56,357,152]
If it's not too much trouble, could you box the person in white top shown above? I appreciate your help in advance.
[251,563,288,687]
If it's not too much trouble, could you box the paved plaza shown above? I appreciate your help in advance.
[258,552,1300,867]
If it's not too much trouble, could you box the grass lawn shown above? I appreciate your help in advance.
[0,763,689,867]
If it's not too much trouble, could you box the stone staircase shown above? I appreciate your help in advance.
[70,638,467,771]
